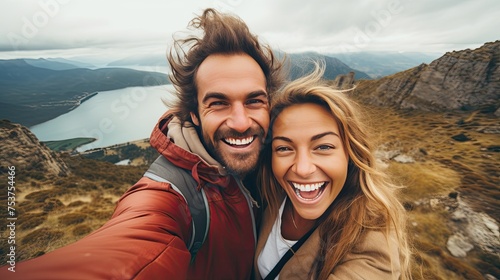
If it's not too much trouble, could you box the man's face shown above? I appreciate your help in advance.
[191,53,269,178]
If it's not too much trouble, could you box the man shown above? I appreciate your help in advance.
[1,8,284,280]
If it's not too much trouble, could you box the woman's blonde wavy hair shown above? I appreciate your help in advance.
[259,62,411,280]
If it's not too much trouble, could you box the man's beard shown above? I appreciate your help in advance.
[199,125,265,178]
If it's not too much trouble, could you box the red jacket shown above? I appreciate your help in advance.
[2,112,259,280]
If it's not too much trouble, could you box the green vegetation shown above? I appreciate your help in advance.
[43,138,96,152]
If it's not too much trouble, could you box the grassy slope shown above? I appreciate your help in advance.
[362,105,499,279]
[0,107,498,279]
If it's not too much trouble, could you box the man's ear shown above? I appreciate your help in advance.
[190,112,200,126]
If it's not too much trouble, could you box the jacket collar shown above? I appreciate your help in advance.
[150,111,230,186]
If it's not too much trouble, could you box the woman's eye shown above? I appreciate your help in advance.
[317,145,334,151]
[275,146,291,152]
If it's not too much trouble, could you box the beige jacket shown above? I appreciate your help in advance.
[254,204,401,280]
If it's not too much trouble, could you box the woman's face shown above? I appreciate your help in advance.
[271,103,349,220]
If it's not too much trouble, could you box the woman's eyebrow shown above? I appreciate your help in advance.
[272,131,339,143]
[311,131,339,141]
[272,135,291,143]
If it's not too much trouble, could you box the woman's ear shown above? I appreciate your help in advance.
[190,112,200,126]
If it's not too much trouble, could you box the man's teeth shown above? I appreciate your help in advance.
[292,182,324,192]
[225,137,254,146]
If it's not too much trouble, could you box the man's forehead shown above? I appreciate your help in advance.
[195,54,267,101]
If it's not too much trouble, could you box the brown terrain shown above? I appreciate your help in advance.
[0,41,499,279]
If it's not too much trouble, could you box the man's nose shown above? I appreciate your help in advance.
[226,103,252,133]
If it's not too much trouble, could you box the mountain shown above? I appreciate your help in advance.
[23,58,96,70]
[0,59,170,126]
[328,51,441,78]
[23,58,83,70]
[0,119,70,177]
[351,41,500,114]
[107,53,167,68]
[46,57,96,69]
[286,52,371,80]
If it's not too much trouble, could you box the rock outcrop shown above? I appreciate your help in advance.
[330,72,356,90]
[0,120,70,177]
[352,41,500,113]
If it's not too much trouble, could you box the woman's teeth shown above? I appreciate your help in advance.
[292,182,324,192]
[292,182,326,200]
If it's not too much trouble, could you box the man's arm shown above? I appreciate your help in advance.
[0,177,192,280]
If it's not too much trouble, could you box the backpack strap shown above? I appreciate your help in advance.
[143,155,209,263]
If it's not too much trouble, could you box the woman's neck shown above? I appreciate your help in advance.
[281,198,317,240]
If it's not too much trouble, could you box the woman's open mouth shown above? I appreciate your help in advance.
[290,181,328,201]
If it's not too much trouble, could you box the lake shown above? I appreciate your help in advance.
[30,85,176,152]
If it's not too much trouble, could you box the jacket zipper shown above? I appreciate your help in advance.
[236,179,258,246]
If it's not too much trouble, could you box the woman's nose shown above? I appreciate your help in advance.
[292,150,316,177]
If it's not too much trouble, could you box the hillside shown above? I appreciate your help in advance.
[0,105,498,279]
[0,59,170,126]
[352,40,500,114]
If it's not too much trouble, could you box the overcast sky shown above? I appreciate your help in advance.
[0,0,498,63]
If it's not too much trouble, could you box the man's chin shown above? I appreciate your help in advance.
[222,155,259,178]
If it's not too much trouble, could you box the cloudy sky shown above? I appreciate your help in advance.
[0,0,498,63]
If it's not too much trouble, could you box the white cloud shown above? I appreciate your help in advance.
[0,0,498,60]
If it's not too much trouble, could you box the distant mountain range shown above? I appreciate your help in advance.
[24,58,96,70]
[1,51,374,127]
[328,51,441,78]
[1,46,494,128]
[107,51,438,79]
[0,59,169,126]
[106,51,373,80]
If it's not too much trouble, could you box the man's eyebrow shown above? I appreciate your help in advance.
[201,90,268,104]
[247,90,268,99]
[201,92,227,104]
[272,132,340,143]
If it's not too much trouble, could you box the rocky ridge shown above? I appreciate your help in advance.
[0,120,70,177]
[352,40,500,114]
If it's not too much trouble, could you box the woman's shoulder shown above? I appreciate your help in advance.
[329,230,401,279]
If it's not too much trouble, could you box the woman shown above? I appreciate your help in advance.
[255,64,411,280]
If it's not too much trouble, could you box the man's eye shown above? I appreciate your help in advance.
[209,101,227,107]
[247,99,266,106]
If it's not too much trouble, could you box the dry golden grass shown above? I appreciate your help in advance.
[362,105,500,279]
[389,161,461,199]
[0,154,146,263]
[0,106,498,279]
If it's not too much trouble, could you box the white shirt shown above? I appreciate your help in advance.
[257,198,298,280]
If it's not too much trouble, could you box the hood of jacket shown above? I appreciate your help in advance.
[149,110,230,186]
